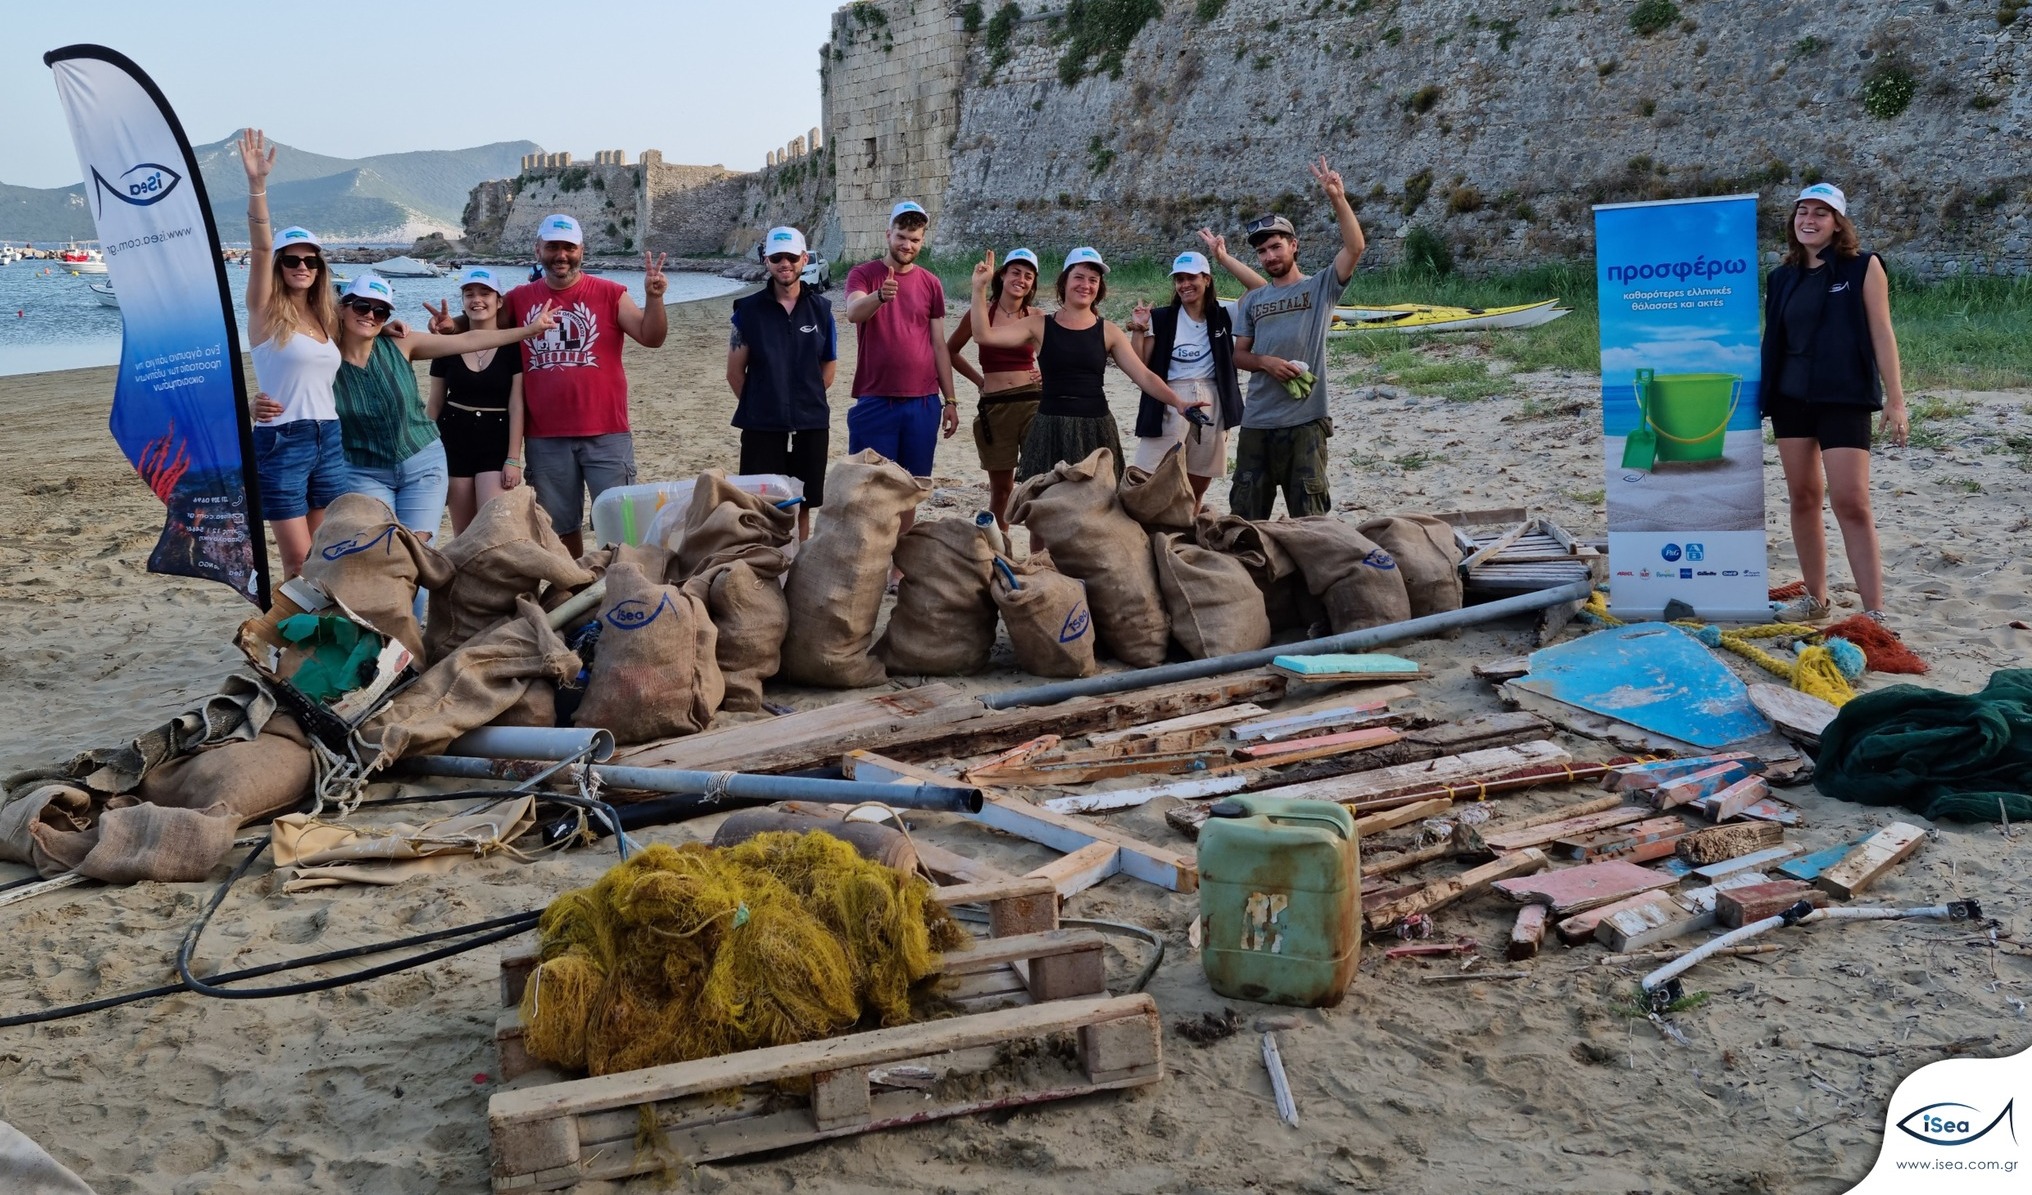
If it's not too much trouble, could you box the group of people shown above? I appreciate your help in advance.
[246,111,1905,628]
[725,157,1370,542]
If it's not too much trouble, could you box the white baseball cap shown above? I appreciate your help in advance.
[763,226,808,257]
[1170,251,1212,277]
[1794,183,1848,217]
[456,266,506,294]
[273,226,321,252]
[1060,246,1109,275]
[342,274,394,305]
[1002,247,1040,272]
[889,200,928,226]
[536,213,584,245]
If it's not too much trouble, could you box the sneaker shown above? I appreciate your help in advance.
[1773,593,1833,623]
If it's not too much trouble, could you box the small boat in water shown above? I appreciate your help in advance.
[60,244,109,274]
[1329,297,1570,336]
[369,256,445,278]
[0,244,20,266]
[89,282,119,308]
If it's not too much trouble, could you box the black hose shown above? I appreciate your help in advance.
[947,908,1168,994]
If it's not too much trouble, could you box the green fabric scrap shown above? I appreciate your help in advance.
[276,613,383,703]
[1815,668,2032,822]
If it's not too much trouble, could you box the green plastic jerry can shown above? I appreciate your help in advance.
[1198,796,1361,1007]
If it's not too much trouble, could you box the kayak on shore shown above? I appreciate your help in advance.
[1330,297,1570,335]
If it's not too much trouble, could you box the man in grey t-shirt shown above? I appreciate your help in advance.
[1230,157,1368,518]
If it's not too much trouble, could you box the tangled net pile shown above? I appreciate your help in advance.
[520,831,969,1076]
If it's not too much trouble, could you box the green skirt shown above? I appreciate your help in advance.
[1016,412,1124,482]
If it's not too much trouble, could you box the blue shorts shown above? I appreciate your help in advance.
[254,418,351,521]
[846,395,940,478]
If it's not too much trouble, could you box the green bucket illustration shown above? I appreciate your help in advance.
[1634,369,1740,463]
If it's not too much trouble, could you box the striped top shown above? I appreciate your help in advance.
[334,335,440,468]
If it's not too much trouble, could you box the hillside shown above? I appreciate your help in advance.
[0,133,538,244]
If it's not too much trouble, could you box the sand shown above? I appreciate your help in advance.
[1,292,2030,1194]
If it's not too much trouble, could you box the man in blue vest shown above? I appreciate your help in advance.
[726,226,836,539]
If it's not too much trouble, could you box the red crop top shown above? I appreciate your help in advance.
[977,306,1038,373]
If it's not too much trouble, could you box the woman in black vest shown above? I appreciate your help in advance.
[1759,183,1909,624]
[1127,229,1265,506]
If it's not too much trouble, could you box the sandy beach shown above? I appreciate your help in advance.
[1,289,2029,1194]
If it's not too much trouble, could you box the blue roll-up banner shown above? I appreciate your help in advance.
[45,45,269,607]
[1594,195,1767,620]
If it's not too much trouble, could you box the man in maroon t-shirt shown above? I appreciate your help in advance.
[843,200,955,541]
[436,212,670,555]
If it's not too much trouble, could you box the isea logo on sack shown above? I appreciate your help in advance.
[1847,1040,2029,1191]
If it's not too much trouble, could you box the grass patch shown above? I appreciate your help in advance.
[1941,476,1985,494]
[1907,395,1975,450]
[1393,450,1438,471]
[1567,487,1607,504]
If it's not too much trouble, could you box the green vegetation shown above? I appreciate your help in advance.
[1862,65,1916,119]
[1891,273,2032,390]
[1401,169,1434,216]
[1403,226,1454,275]
[1447,185,1483,215]
[1087,135,1117,175]
[1195,0,1228,19]
[985,3,1022,71]
[1629,0,1679,36]
[961,1,984,33]
[1053,0,1164,85]
[1407,84,1443,114]
[2001,1,2028,28]
[1791,35,1826,58]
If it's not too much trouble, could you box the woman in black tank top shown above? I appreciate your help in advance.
[968,247,1202,486]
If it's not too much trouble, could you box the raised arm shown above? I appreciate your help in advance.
[1863,256,1909,447]
[1309,157,1367,285]
[1105,322,1194,411]
[404,302,559,361]
[845,264,899,324]
[1126,300,1155,365]
[614,251,670,347]
[968,252,1042,348]
[947,309,985,388]
[1198,228,1269,292]
[240,129,277,340]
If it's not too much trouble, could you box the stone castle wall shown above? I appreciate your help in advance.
[821,0,2030,277]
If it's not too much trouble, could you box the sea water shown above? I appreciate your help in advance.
[0,258,747,378]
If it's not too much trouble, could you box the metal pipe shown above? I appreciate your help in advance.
[443,726,615,763]
[545,579,608,629]
[401,755,984,813]
[981,579,1594,710]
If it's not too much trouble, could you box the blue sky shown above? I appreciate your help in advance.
[4,0,840,188]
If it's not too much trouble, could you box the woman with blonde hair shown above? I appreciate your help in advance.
[240,127,347,575]
[1759,182,1909,624]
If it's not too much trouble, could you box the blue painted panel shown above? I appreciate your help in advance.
[1516,623,1772,749]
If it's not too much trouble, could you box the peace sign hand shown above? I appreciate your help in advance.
[970,249,996,291]
[422,298,458,335]
[239,128,275,186]
[1309,155,1346,202]
[1128,300,1153,334]
[642,251,668,301]
[524,300,560,336]
[1197,227,1228,259]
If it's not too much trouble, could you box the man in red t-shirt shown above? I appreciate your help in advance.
[479,213,670,555]
[843,200,955,540]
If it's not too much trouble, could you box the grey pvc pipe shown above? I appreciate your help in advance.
[402,755,984,813]
[444,726,615,763]
[981,579,1594,710]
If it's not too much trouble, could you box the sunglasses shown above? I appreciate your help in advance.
[277,252,322,270]
[344,299,393,322]
[766,253,802,264]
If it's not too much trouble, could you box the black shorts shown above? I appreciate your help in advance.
[738,428,828,508]
[1765,396,1873,451]
[437,405,510,477]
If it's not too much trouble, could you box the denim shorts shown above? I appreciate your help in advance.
[254,418,352,521]
[346,438,450,543]
[847,395,940,477]
[525,433,638,535]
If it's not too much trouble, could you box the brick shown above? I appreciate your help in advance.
[1715,880,1826,928]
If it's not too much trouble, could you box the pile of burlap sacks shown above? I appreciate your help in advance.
[781,442,1463,687]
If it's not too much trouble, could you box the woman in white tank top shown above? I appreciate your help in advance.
[241,128,353,576]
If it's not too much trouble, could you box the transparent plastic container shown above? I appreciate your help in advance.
[589,474,803,547]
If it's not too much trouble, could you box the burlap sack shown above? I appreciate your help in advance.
[132,713,313,821]
[427,487,595,661]
[875,516,1002,676]
[574,563,724,743]
[1193,512,1323,633]
[297,494,453,663]
[990,552,1098,678]
[364,596,580,769]
[1257,517,1413,633]
[0,784,93,876]
[1009,448,1169,667]
[672,469,797,579]
[779,450,930,687]
[1360,514,1464,618]
[29,803,239,885]
[1118,441,1196,532]
[685,550,789,713]
[577,541,676,588]
[1151,532,1272,659]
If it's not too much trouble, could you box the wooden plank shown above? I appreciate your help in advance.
[1461,518,1535,571]
[913,841,1011,886]
[1603,752,1762,792]
[1705,776,1773,823]
[1024,842,1121,900]
[1363,848,1549,932]
[1041,774,1250,816]
[1365,839,1457,879]
[1473,656,1533,683]
[1595,894,1703,952]
[1481,806,1647,852]
[1675,820,1785,865]
[1494,858,1677,915]
[1435,505,1530,528]
[875,672,1289,763]
[1353,798,1452,838]
[1556,816,1690,863]
[1728,796,1804,827]
[1507,794,1625,830]
[1648,762,1757,810]
[612,683,974,773]
[810,1067,872,1131]
[1508,904,1549,960]
[1237,725,1402,760]
[1692,843,1805,882]
[1231,701,1391,742]
[971,794,1199,893]
[1815,822,1927,900]
[1085,703,1271,745]
[1778,838,1868,883]
[1716,880,1826,928]
[1748,683,1839,747]
[1554,871,1763,944]
[971,748,1230,787]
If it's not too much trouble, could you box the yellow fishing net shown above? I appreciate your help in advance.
[520,831,969,1076]
[1580,591,1855,706]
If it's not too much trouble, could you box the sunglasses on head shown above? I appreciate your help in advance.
[344,298,393,322]
[277,252,321,270]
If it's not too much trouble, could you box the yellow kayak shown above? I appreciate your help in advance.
[1329,297,1570,335]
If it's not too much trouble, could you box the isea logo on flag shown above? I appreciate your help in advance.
[90,161,182,212]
